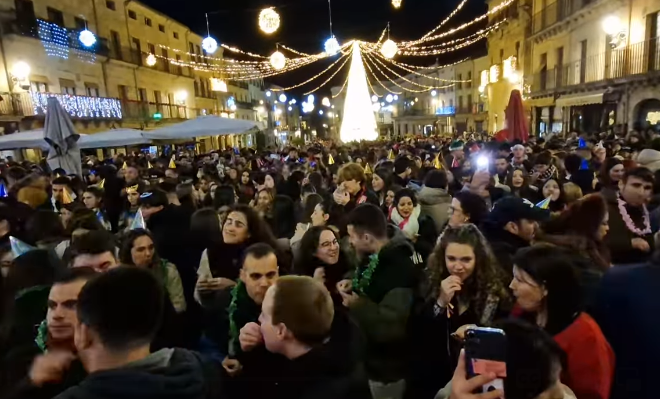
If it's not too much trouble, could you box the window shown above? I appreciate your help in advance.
[195,44,202,63]
[466,71,472,88]
[59,78,76,95]
[138,88,147,102]
[458,96,464,111]
[173,31,179,39]
[515,41,520,59]
[147,43,155,54]
[175,54,182,74]
[47,7,64,26]
[31,81,48,93]
[467,94,473,112]
[85,82,100,97]
[189,42,195,58]
[74,17,86,30]
[118,85,128,100]
[106,1,115,10]
[128,10,136,19]
[144,17,152,27]
[499,48,504,62]
[457,73,462,90]
[110,30,121,59]
[159,24,165,33]
[154,90,162,103]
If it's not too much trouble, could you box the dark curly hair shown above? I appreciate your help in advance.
[426,224,510,320]
[118,229,160,268]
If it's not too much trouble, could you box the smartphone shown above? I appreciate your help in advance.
[464,327,507,393]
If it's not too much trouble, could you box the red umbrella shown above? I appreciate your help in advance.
[504,89,529,143]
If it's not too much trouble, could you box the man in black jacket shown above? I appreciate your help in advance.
[481,197,549,282]
[250,275,371,399]
[54,267,222,399]
[1,268,97,399]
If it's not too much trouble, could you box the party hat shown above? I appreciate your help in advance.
[0,182,7,198]
[61,187,74,204]
[97,179,105,189]
[126,184,139,194]
[580,158,589,170]
[147,161,153,169]
[130,209,146,230]
[388,149,395,160]
[364,163,372,174]
[247,161,252,171]
[577,138,587,149]
[434,154,443,170]
[168,156,176,169]
[535,197,551,210]
[328,154,335,165]
[10,236,35,258]
[122,161,127,170]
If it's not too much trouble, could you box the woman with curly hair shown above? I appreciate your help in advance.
[506,167,540,202]
[406,224,511,399]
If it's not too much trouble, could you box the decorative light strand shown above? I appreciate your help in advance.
[373,52,470,83]
[303,52,351,95]
[417,0,468,42]
[404,23,502,52]
[279,44,311,57]
[363,50,454,93]
[270,52,350,91]
[399,30,494,56]
[364,69,383,97]
[332,72,350,98]
[367,50,439,89]
[361,50,403,94]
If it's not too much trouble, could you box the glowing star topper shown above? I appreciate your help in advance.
[339,42,378,142]
[259,8,280,34]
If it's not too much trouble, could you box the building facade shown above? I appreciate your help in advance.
[0,0,271,152]
[526,0,660,135]
[454,56,490,134]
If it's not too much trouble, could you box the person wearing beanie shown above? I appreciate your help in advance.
[445,141,464,171]
[418,169,452,232]
[393,157,412,188]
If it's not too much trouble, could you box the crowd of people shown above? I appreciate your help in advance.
[0,130,659,399]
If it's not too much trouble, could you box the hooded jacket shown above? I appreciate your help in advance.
[54,348,221,399]
[348,228,421,383]
[417,186,452,233]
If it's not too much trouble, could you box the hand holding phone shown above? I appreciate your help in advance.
[464,327,507,394]
[450,350,503,399]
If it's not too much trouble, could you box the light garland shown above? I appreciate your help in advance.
[372,51,471,83]
[332,72,350,98]
[361,49,403,94]
[31,92,122,119]
[367,51,439,90]
[403,22,502,52]
[398,30,494,56]
[363,51,440,93]
[303,53,351,95]
[365,70,384,97]
[259,8,280,34]
[417,0,468,42]
[279,44,311,57]
[270,51,349,91]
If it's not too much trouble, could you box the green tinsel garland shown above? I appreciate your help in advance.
[352,253,379,296]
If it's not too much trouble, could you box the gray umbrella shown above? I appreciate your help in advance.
[44,97,82,176]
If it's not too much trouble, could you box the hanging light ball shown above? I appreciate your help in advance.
[279,93,287,103]
[259,8,280,34]
[270,51,286,70]
[79,29,97,47]
[380,39,398,59]
[202,36,218,54]
[392,0,402,8]
[371,95,379,103]
[322,97,331,107]
[145,53,157,66]
[324,36,340,55]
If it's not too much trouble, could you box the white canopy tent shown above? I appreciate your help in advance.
[0,130,88,150]
[142,116,259,140]
[78,129,150,149]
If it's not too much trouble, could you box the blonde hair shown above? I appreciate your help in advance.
[17,186,48,209]
[562,182,583,205]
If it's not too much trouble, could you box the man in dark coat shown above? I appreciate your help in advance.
[604,167,655,265]
[54,267,222,399]
[1,268,97,399]
[481,196,549,282]
[247,275,371,399]
[592,257,660,399]
[329,163,379,235]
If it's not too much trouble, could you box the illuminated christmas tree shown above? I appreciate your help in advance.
[340,42,378,142]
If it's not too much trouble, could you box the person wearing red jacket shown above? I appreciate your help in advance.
[510,244,614,399]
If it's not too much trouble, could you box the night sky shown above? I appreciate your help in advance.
[141,0,487,98]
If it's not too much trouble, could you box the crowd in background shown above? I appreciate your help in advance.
[0,127,658,399]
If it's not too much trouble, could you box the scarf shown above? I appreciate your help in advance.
[538,165,558,182]
[390,205,421,240]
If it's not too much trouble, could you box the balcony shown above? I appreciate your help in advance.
[108,46,192,77]
[530,39,660,95]
[3,17,109,57]
[121,100,188,120]
[532,0,597,35]
[0,92,121,119]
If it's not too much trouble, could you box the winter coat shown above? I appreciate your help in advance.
[328,187,380,235]
[603,198,654,265]
[418,186,452,233]
[347,232,421,383]
[54,349,222,399]
[481,224,530,283]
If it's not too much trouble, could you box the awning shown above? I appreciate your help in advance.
[556,92,604,107]
[526,96,555,108]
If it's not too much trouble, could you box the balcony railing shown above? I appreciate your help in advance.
[121,100,188,120]
[0,92,122,119]
[108,46,192,77]
[532,0,596,35]
[530,39,660,94]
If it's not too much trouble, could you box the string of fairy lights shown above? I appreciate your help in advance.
[58,0,515,99]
